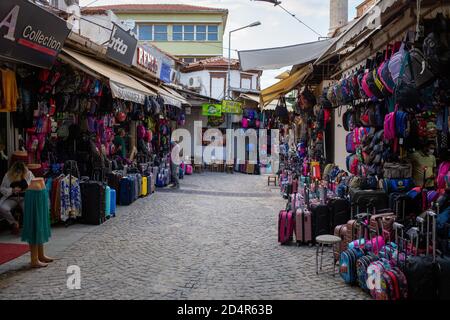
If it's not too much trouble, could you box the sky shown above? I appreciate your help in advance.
[79,0,362,88]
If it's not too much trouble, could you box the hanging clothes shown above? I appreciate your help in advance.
[0,68,19,112]
[59,175,81,222]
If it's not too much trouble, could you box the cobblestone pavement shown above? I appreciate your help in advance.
[0,173,368,300]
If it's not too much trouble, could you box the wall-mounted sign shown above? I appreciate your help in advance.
[222,100,243,114]
[136,46,158,74]
[0,0,72,69]
[106,23,137,66]
[202,103,222,117]
[160,62,172,83]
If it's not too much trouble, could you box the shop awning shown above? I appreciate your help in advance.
[129,76,186,108]
[263,99,293,112]
[60,48,156,104]
[161,85,190,106]
[238,39,333,71]
[239,93,260,104]
[315,0,401,65]
[260,64,314,107]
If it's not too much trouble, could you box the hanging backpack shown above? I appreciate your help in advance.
[384,111,396,140]
[437,161,450,189]
[395,111,409,138]
[346,132,356,153]
[409,48,436,89]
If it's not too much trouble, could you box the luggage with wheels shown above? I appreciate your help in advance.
[105,185,111,218]
[334,224,348,261]
[107,171,123,205]
[404,211,438,300]
[310,203,331,237]
[328,198,351,229]
[110,189,116,217]
[141,176,148,196]
[349,188,388,217]
[295,208,313,245]
[278,210,294,245]
[80,179,106,225]
[186,165,193,175]
[119,177,135,205]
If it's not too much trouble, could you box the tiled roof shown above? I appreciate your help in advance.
[182,57,240,71]
[82,4,228,14]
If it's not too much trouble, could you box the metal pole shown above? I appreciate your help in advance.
[228,31,232,100]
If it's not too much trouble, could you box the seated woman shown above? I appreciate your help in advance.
[0,162,34,234]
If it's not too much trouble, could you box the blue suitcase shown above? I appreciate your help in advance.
[105,186,111,218]
[110,188,116,217]
[120,177,135,205]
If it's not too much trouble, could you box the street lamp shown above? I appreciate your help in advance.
[227,21,261,100]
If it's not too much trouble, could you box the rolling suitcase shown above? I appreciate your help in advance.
[295,208,313,245]
[107,171,123,205]
[278,210,294,245]
[328,198,351,229]
[80,180,106,225]
[186,165,193,175]
[134,174,142,200]
[148,173,155,194]
[105,185,111,218]
[141,176,148,196]
[119,177,134,205]
[310,203,331,238]
[349,188,388,217]
[334,224,348,261]
[110,188,116,217]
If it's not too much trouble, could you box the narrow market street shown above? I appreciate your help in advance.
[0,173,367,300]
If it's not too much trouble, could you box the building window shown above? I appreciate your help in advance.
[182,58,195,64]
[208,25,218,41]
[154,25,168,41]
[138,25,153,41]
[196,25,207,41]
[240,74,253,90]
[172,25,219,41]
[137,24,167,41]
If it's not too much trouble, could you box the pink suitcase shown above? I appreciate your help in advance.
[292,178,298,194]
[295,208,313,245]
[278,210,294,245]
[186,165,193,175]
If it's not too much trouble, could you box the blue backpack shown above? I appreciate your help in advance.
[340,247,364,284]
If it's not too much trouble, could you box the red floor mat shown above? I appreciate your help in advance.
[0,243,29,265]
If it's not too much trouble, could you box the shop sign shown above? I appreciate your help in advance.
[110,81,145,105]
[202,103,222,117]
[136,46,158,74]
[160,62,171,83]
[222,100,243,114]
[0,0,72,68]
[106,23,137,66]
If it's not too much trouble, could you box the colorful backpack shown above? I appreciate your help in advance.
[437,161,450,189]
[340,247,364,285]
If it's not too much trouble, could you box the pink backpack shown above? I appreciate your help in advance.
[362,71,375,99]
[437,161,450,189]
[242,118,248,128]
[384,112,396,140]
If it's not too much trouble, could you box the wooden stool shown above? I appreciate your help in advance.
[226,164,234,174]
[194,164,202,173]
[315,235,342,276]
[267,175,277,186]
[211,162,219,172]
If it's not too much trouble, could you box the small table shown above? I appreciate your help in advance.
[267,175,277,186]
[315,235,342,276]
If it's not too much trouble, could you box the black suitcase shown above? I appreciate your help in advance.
[310,203,331,238]
[107,171,123,204]
[80,181,106,225]
[436,255,450,300]
[328,198,351,229]
[349,188,388,217]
